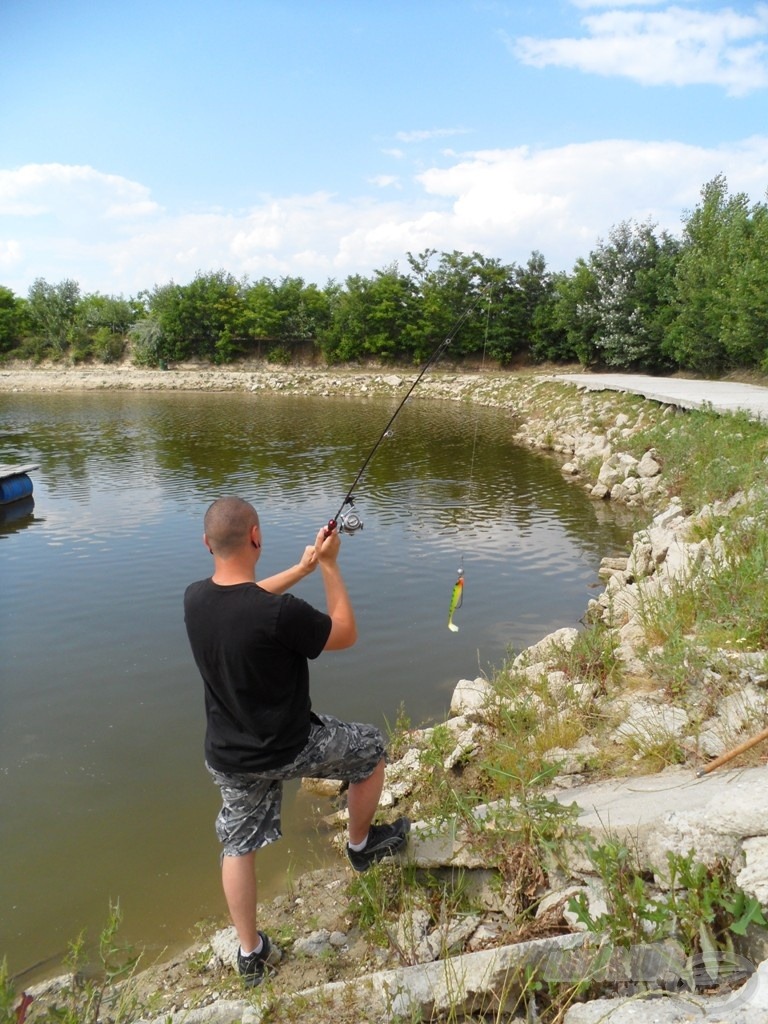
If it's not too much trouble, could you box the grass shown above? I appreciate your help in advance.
[624,406,768,513]
[2,904,144,1024]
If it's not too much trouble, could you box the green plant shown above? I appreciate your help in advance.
[569,841,768,979]
[129,317,165,367]
[346,862,403,946]
[92,328,126,364]
[569,839,669,945]
[665,851,767,967]
[7,903,144,1024]
[473,777,585,908]
[384,703,412,761]
[266,345,292,365]
[419,723,455,771]
[0,960,19,1024]
[555,622,623,691]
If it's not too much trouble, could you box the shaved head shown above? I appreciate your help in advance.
[204,497,259,557]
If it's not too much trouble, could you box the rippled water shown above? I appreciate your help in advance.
[0,389,637,978]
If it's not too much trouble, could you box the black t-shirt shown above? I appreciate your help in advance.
[183,578,332,772]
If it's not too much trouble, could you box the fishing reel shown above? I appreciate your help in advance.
[326,497,364,537]
[338,509,364,534]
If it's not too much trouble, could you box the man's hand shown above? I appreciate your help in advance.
[315,525,341,564]
[298,544,318,576]
[258,543,319,594]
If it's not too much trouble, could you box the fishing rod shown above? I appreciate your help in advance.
[326,287,490,536]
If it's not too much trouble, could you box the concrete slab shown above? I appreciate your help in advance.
[549,765,768,880]
[552,374,768,421]
[550,764,768,833]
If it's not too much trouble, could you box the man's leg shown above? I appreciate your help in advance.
[346,756,385,845]
[221,851,260,952]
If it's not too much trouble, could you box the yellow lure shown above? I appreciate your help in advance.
[447,574,464,632]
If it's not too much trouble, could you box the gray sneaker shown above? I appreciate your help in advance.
[347,817,411,872]
[236,931,281,987]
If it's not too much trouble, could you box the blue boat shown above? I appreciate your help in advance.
[0,463,39,505]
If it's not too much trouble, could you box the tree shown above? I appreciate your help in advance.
[145,281,185,363]
[128,316,165,366]
[514,252,568,364]
[0,286,28,354]
[555,260,601,365]
[73,292,137,362]
[665,176,760,374]
[406,250,504,362]
[26,278,81,355]
[720,198,768,370]
[145,272,248,364]
[271,276,332,357]
[321,265,416,363]
[585,221,680,371]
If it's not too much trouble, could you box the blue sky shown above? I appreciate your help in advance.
[2,0,768,297]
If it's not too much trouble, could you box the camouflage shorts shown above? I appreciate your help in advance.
[206,713,386,857]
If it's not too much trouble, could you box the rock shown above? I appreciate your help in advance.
[564,956,768,1023]
[301,777,344,797]
[513,627,579,668]
[637,450,661,477]
[394,907,432,963]
[279,932,588,1023]
[450,676,494,718]
[610,699,689,745]
[425,915,484,960]
[208,926,238,968]
[293,929,333,957]
[736,837,768,904]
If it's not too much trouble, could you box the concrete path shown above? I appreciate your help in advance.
[552,373,768,420]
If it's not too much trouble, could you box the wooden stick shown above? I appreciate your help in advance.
[696,725,768,777]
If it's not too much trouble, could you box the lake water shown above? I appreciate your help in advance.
[0,389,637,980]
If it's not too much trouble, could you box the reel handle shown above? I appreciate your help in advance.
[324,519,337,538]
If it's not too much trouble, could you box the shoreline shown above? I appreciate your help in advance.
[0,360,561,401]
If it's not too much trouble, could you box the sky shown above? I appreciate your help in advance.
[1,0,768,299]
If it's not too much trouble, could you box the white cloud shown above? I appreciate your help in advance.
[514,4,768,96]
[2,139,768,295]
[0,163,161,221]
[0,240,22,268]
[368,175,401,189]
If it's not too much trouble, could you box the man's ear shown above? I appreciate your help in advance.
[203,532,213,555]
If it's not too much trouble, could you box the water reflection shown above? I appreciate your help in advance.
[0,495,37,534]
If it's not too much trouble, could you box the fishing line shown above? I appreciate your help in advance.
[327,287,489,535]
[447,289,493,632]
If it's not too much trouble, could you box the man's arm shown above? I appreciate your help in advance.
[258,545,317,595]
[315,527,357,650]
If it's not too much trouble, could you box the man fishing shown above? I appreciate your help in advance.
[183,496,409,987]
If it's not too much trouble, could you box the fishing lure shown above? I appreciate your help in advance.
[447,568,464,632]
